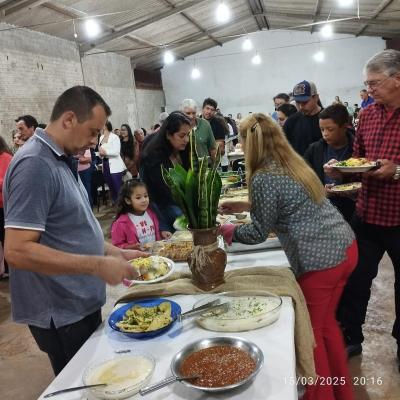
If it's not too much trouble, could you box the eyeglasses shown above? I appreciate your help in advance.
[364,74,394,89]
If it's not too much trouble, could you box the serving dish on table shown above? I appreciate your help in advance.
[108,298,182,339]
[139,336,264,395]
[82,352,155,399]
[193,290,282,332]
[123,256,174,286]
[142,240,193,262]
[331,158,377,173]
[220,186,248,200]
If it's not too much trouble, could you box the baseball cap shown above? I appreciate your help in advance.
[292,81,318,102]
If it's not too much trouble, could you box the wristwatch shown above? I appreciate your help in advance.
[394,165,400,181]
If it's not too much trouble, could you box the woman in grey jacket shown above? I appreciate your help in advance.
[220,113,357,400]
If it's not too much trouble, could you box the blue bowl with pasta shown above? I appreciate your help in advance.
[108,298,182,339]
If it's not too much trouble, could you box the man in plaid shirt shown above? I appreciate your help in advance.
[325,49,400,367]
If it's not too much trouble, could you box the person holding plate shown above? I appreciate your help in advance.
[220,113,357,400]
[304,104,356,222]
[325,49,400,365]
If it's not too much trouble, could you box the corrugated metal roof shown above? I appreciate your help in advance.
[1,0,399,70]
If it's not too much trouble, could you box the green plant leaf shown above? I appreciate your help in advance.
[189,131,199,175]
[161,166,190,219]
[169,164,187,192]
[184,169,198,229]
[197,157,209,228]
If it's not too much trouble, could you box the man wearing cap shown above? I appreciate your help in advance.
[283,81,323,156]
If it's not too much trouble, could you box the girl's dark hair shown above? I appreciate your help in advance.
[319,104,349,127]
[141,127,147,135]
[115,180,147,219]
[141,111,191,167]
[106,121,112,132]
[0,136,12,155]
[120,123,135,159]
[277,103,298,118]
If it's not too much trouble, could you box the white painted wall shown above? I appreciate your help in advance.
[135,88,165,130]
[162,30,385,116]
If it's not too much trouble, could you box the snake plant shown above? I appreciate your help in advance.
[162,133,222,229]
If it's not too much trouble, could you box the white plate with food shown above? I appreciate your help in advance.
[331,158,377,173]
[329,182,362,193]
[124,256,174,286]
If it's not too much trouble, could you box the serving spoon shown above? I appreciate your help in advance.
[43,383,107,398]
[139,374,199,396]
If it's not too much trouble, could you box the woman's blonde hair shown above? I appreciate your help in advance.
[240,113,325,204]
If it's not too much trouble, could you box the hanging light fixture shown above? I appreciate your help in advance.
[313,51,325,62]
[164,50,175,65]
[216,2,230,23]
[242,37,253,51]
[191,67,201,79]
[338,0,353,6]
[85,19,100,38]
[321,23,333,37]
[72,20,78,38]
[251,52,261,65]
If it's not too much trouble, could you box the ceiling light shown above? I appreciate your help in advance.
[85,19,100,38]
[321,23,333,37]
[216,2,230,23]
[338,0,353,6]
[242,38,253,51]
[74,32,78,38]
[313,51,325,62]
[251,53,261,65]
[191,67,201,79]
[164,50,174,65]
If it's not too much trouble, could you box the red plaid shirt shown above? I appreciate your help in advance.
[353,103,400,226]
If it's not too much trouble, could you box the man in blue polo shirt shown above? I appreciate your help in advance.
[3,86,145,375]
[360,89,375,109]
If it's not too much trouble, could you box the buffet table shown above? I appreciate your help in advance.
[38,249,298,400]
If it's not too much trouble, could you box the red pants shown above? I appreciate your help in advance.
[298,240,358,400]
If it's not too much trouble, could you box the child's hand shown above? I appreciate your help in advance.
[161,231,172,239]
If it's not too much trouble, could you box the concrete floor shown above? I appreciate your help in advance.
[0,206,399,399]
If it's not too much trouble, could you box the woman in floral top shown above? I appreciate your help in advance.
[220,113,357,400]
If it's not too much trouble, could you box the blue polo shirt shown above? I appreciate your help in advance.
[361,96,374,109]
[3,129,106,329]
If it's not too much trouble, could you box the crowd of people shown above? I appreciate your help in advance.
[0,48,399,400]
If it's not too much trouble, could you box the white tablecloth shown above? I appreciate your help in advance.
[38,249,298,400]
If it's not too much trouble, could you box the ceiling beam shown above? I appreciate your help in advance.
[356,0,394,36]
[0,0,47,17]
[180,13,223,47]
[127,14,254,65]
[310,0,322,33]
[246,0,269,30]
[79,0,208,53]
[42,3,158,49]
[254,10,398,27]
[160,0,222,46]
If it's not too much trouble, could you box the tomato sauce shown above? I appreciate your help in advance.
[180,345,256,388]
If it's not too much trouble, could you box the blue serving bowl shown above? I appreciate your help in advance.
[108,298,181,339]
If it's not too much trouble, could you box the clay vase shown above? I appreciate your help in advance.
[188,225,227,291]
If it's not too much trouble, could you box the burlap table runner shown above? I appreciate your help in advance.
[117,266,316,379]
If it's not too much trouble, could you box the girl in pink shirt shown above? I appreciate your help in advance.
[111,180,171,249]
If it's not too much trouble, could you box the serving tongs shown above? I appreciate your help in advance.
[176,298,229,322]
